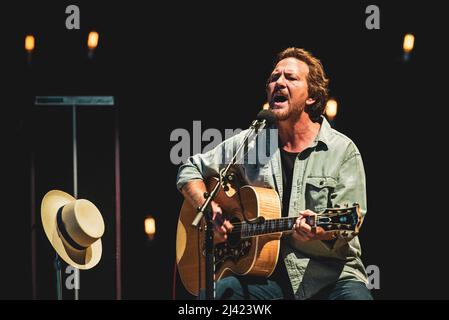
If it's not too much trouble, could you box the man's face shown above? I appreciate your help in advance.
[266,57,315,121]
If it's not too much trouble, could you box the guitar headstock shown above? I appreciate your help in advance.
[314,204,363,235]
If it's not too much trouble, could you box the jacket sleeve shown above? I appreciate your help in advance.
[176,130,247,191]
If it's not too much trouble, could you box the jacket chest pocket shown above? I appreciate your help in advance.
[305,177,337,212]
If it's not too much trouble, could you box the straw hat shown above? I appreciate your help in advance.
[41,190,105,270]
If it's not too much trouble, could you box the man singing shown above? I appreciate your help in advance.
[176,48,372,300]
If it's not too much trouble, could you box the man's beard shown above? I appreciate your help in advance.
[272,103,304,122]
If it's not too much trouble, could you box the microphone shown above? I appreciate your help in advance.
[252,110,276,131]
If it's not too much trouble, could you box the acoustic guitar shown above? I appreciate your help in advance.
[176,177,362,296]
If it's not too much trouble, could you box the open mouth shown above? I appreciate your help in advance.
[273,95,287,103]
[271,92,288,107]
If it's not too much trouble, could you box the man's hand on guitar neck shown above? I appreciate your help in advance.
[293,209,337,242]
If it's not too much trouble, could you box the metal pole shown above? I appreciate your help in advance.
[72,105,80,300]
[35,96,115,299]
[31,151,37,300]
[55,253,63,299]
[115,107,122,300]
[72,104,78,198]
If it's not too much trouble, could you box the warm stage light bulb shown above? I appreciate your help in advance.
[325,99,338,120]
[25,35,35,52]
[88,31,99,49]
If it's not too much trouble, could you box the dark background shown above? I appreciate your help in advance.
[1,1,447,299]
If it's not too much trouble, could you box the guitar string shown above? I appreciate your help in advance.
[228,219,297,234]
[227,220,354,235]
[220,217,305,234]
[213,213,355,236]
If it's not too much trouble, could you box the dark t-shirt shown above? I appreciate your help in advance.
[280,148,299,217]
[268,148,299,297]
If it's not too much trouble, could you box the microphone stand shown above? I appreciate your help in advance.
[191,118,268,300]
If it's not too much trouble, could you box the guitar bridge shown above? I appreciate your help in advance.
[213,240,252,270]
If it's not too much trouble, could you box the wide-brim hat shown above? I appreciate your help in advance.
[41,190,104,270]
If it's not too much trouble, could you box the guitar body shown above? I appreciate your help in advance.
[176,178,362,296]
[176,179,282,296]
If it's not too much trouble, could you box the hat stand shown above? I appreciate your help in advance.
[54,253,63,300]
[35,96,120,300]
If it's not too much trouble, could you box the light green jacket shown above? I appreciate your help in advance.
[176,117,368,299]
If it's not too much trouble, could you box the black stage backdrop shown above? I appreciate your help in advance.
[1,0,447,299]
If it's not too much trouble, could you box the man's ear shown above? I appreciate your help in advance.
[305,97,316,106]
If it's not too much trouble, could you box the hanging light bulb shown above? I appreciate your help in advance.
[25,35,35,52]
[25,35,35,65]
[403,33,415,62]
[87,31,99,59]
[325,99,338,121]
[403,34,415,53]
[144,216,156,240]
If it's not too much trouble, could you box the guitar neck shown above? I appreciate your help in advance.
[232,206,361,238]
[233,216,305,238]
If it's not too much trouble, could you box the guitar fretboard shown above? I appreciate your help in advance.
[229,209,359,238]
[235,217,311,238]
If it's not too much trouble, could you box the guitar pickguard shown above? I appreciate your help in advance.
[213,239,253,271]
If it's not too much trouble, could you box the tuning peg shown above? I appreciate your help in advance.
[352,202,359,207]
[334,204,341,208]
